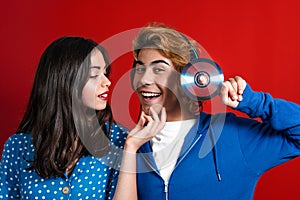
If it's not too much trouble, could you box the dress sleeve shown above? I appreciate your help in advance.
[0,134,22,199]
[104,124,128,199]
[234,84,300,173]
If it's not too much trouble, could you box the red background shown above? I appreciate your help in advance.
[1,0,300,199]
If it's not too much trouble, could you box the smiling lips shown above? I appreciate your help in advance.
[140,91,162,103]
[98,91,109,101]
[98,90,163,103]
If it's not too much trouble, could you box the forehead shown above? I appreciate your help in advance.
[137,48,172,66]
[90,48,106,67]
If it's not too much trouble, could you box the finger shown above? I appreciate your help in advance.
[146,106,166,138]
[130,111,152,136]
[235,76,246,95]
[233,76,246,102]
[149,106,160,122]
[148,107,160,136]
[134,107,166,141]
[228,77,238,94]
[137,111,147,126]
[220,82,229,104]
[228,80,238,101]
[157,107,166,130]
[160,107,167,124]
[223,80,238,101]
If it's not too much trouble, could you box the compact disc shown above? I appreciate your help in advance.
[180,58,224,101]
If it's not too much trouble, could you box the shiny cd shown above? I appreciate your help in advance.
[180,58,224,101]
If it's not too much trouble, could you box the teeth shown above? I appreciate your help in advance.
[100,94,108,98]
[141,92,161,97]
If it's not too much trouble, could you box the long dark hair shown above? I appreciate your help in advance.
[17,36,114,178]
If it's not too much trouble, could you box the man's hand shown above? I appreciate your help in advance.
[220,76,247,108]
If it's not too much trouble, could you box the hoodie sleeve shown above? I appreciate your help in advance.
[234,84,300,173]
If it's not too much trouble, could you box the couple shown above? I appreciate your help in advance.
[1,22,300,200]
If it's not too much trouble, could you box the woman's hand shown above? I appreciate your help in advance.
[220,76,247,108]
[125,106,166,153]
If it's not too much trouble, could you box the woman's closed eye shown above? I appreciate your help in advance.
[90,66,102,78]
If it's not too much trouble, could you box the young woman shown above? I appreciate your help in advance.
[0,36,166,200]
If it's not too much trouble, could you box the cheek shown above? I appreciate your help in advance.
[132,75,140,90]
[159,74,179,92]
[81,91,91,107]
[82,83,95,106]
[160,76,182,103]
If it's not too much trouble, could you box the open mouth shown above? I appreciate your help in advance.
[98,91,109,100]
[141,92,161,99]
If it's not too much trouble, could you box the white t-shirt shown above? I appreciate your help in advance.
[150,119,197,182]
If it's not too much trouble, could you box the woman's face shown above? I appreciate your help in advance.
[132,48,182,120]
[82,48,111,111]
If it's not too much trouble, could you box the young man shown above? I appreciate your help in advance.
[127,22,300,200]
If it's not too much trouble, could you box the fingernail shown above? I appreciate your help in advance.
[238,95,243,101]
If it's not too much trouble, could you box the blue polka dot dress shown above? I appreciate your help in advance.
[0,124,127,199]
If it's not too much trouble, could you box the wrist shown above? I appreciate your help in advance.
[124,140,139,153]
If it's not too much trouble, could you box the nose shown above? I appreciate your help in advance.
[101,75,111,88]
[139,68,154,86]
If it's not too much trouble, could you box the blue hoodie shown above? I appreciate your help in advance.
[136,84,300,200]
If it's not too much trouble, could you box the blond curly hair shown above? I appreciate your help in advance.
[132,22,202,114]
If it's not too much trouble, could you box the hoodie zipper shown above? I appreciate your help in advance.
[139,123,203,200]
[140,156,167,198]
[164,181,168,200]
[163,134,203,200]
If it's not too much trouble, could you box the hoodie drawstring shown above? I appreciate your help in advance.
[209,125,222,182]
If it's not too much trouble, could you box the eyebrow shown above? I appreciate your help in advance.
[90,65,108,70]
[135,60,170,66]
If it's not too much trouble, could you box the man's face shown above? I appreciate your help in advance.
[132,48,182,119]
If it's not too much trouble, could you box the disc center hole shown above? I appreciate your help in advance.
[195,71,210,87]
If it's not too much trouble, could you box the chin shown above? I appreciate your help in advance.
[140,105,150,115]
[95,103,107,111]
[141,104,163,116]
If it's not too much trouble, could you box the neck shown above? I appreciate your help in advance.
[166,110,197,122]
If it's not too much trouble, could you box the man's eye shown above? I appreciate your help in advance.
[135,67,145,73]
[153,67,164,73]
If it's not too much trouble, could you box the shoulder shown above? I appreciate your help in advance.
[198,112,239,127]
[1,132,34,163]
[3,132,32,149]
[199,111,254,131]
